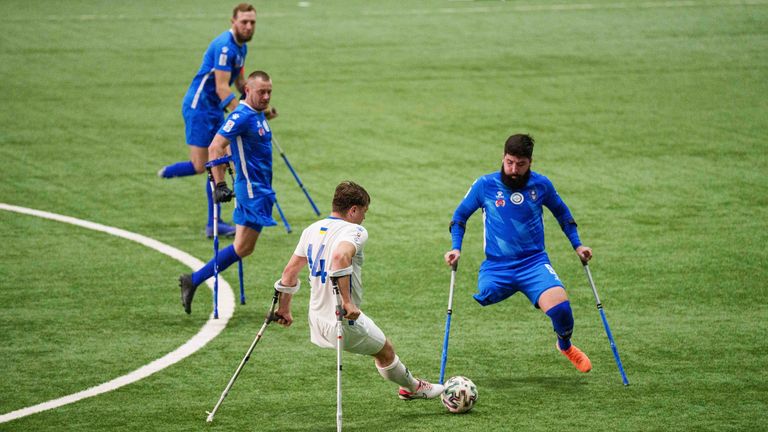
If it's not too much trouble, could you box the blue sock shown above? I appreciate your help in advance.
[546,301,574,351]
[191,245,240,287]
[205,180,223,227]
[161,161,196,178]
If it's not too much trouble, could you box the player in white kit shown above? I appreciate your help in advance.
[273,181,443,400]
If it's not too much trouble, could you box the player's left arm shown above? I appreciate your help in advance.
[214,69,239,112]
[330,241,360,320]
[542,179,592,262]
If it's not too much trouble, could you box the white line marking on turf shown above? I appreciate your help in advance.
[0,203,235,424]
[358,0,768,15]
[1,0,764,22]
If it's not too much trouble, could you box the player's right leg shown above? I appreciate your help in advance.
[539,287,592,373]
[370,337,444,400]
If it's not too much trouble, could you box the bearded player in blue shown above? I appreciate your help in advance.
[158,4,277,238]
[444,134,594,373]
[179,71,277,314]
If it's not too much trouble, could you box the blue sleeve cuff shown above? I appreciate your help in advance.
[219,94,235,111]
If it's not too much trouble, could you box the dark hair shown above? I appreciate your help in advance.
[332,181,371,213]
[233,3,256,18]
[504,134,535,159]
[247,70,270,81]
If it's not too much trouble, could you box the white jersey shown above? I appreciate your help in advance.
[294,216,368,324]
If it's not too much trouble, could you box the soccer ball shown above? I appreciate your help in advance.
[441,376,478,414]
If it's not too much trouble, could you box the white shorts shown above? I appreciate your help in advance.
[308,311,387,355]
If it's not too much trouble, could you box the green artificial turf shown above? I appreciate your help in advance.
[1,0,766,430]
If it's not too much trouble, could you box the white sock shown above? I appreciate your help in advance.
[377,355,418,390]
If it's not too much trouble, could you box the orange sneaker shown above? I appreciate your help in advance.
[557,343,592,373]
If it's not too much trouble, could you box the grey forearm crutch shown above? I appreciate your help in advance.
[206,289,281,422]
[330,276,347,432]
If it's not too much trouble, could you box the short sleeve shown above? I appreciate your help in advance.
[293,227,310,257]
[338,225,368,253]
[217,110,248,140]
[214,43,234,72]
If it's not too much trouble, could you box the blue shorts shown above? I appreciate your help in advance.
[182,104,223,148]
[474,252,564,308]
[232,188,278,232]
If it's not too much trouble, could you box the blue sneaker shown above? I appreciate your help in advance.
[205,221,236,238]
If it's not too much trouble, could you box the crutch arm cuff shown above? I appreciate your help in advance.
[274,279,300,294]
[329,266,353,278]
[205,155,232,168]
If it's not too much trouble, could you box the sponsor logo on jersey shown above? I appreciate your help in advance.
[222,119,235,132]
[222,47,229,53]
[232,114,240,120]
[510,192,524,205]
[495,190,506,207]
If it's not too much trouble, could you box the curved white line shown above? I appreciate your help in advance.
[0,203,235,424]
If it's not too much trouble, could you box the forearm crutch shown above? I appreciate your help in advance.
[582,262,630,386]
[206,290,281,422]
[272,136,321,216]
[205,156,245,317]
[439,261,458,384]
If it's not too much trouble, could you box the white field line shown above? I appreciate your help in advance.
[363,0,768,15]
[4,0,766,22]
[0,203,235,424]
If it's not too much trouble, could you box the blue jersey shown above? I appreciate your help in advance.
[183,30,247,112]
[450,171,581,262]
[217,102,273,199]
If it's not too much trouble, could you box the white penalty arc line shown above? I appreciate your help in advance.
[0,203,235,424]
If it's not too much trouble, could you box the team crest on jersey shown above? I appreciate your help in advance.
[495,191,506,207]
[530,188,538,201]
[510,192,524,205]
[257,121,265,136]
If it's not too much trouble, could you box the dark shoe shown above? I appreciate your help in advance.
[179,274,197,314]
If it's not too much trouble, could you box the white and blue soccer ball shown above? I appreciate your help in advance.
[441,376,478,414]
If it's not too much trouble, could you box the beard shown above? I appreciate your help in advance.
[235,30,253,43]
[500,164,531,190]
